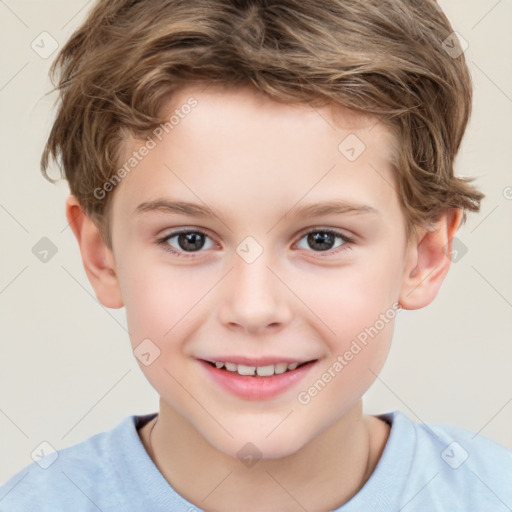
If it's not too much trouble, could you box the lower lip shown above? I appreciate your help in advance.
[197,359,317,400]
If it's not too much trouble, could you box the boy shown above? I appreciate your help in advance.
[1,0,511,510]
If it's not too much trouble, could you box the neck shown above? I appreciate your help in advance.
[139,399,389,512]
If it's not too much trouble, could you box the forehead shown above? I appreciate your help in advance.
[111,83,400,227]
[163,83,392,141]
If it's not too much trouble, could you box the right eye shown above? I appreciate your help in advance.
[156,229,216,258]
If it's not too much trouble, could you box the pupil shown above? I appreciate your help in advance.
[179,232,204,251]
[308,232,334,251]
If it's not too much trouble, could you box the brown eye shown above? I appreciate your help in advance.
[157,229,215,258]
[296,229,354,255]
[174,232,206,252]
[306,231,336,251]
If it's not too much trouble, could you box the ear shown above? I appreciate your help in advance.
[65,195,124,309]
[399,208,463,310]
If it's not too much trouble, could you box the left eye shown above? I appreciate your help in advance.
[156,228,353,258]
[296,229,352,253]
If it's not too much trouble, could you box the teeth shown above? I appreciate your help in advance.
[256,365,275,377]
[211,361,308,376]
[237,364,256,376]
[274,363,288,374]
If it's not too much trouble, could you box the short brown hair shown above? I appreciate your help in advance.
[41,0,484,248]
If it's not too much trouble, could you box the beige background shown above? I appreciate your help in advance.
[1,0,511,483]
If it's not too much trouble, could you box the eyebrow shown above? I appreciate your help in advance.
[134,199,380,220]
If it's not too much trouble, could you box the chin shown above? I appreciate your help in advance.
[203,422,312,462]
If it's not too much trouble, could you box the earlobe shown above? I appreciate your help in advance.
[399,209,463,310]
[65,195,124,309]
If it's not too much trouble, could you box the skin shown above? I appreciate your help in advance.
[66,84,462,511]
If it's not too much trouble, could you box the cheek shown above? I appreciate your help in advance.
[117,258,203,405]
[288,257,400,343]
[121,276,172,346]
[296,319,395,419]
[117,255,208,344]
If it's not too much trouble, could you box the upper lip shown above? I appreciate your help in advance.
[198,356,318,367]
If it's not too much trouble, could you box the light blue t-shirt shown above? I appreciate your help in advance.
[1,410,511,511]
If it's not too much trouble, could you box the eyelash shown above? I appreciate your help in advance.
[156,228,355,259]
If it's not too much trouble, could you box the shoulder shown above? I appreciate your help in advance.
[384,411,512,511]
[0,414,154,512]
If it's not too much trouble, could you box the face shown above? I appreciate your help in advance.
[106,84,412,459]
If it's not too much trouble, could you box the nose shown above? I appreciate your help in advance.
[217,248,293,335]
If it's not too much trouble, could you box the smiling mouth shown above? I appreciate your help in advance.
[201,359,317,377]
